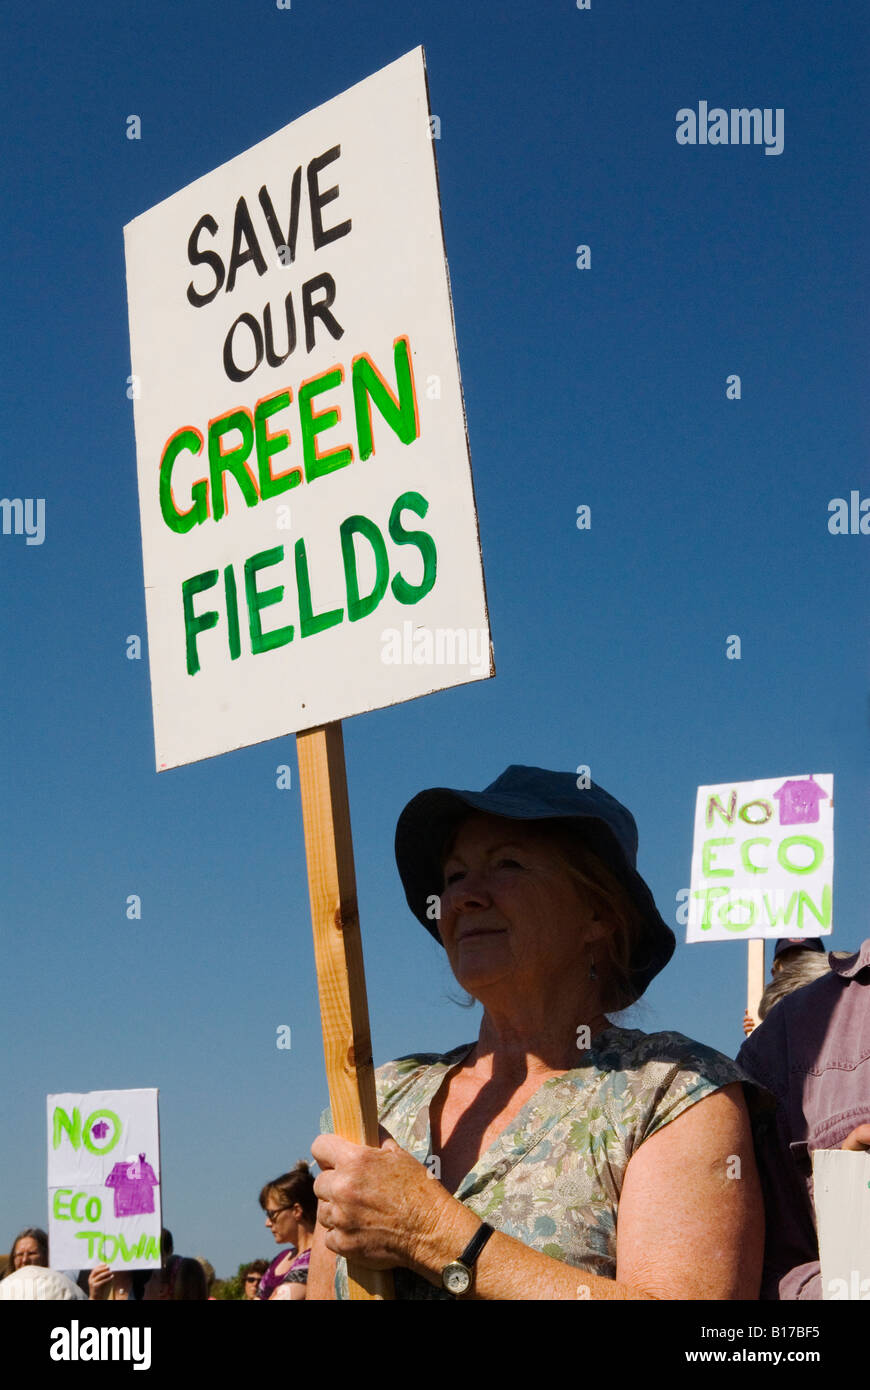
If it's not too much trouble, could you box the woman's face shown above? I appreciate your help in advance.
[244,1270,263,1299]
[13,1236,43,1269]
[439,814,606,998]
[264,1194,299,1246]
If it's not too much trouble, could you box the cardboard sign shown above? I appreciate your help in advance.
[47,1089,161,1271]
[124,47,491,770]
[687,774,833,942]
[813,1149,870,1299]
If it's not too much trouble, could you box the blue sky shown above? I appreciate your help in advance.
[2,0,867,1277]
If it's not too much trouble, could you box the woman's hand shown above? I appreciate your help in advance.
[310,1129,449,1270]
[742,1010,756,1037]
[840,1124,870,1151]
[88,1264,113,1300]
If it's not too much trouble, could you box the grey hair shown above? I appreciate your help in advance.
[758,950,846,1019]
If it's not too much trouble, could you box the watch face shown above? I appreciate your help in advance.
[442,1261,471,1295]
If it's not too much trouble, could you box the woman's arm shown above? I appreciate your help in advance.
[313,1082,763,1300]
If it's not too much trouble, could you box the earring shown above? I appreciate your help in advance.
[589,952,597,980]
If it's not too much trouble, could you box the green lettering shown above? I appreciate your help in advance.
[778,835,824,875]
[255,390,300,500]
[52,1107,81,1151]
[99,1235,119,1262]
[53,1189,73,1220]
[762,891,797,927]
[740,837,770,873]
[739,799,773,825]
[208,408,259,523]
[340,514,389,621]
[159,429,208,533]
[352,336,419,462]
[701,837,734,877]
[299,367,353,483]
[75,1231,101,1260]
[224,564,241,660]
[144,1235,161,1261]
[182,570,220,676]
[295,538,343,637]
[388,491,437,604]
[796,884,832,928]
[244,547,294,654]
[691,887,731,928]
[717,896,757,932]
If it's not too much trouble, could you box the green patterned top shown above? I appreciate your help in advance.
[322,1025,767,1300]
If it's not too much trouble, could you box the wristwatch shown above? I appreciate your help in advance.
[441,1221,495,1296]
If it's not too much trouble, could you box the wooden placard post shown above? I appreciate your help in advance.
[746,939,765,1029]
[297,722,393,1300]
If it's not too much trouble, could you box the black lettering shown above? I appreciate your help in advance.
[226,197,268,294]
[263,292,297,367]
[258,169,302,263]
[302,274,344,352]
[307,146,352,251]
[186,213,225,307]
[223,312,264,382]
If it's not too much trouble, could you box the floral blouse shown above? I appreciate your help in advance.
[322,1025,769,1300]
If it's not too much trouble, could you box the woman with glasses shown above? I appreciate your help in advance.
[257,1161,317,1300]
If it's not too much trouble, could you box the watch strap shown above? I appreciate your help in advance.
[458,1220,495,1269]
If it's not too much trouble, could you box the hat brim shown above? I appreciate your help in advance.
[394,786,675,1002]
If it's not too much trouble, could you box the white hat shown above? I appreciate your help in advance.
[0,1266,87,1300]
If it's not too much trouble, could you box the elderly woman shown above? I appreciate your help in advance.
[309,766,767,1300]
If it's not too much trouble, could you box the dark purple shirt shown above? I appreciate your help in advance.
[737,938,870,1299]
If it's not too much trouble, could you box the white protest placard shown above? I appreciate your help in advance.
[47,1089,161,1271]
[686,774,833,942]
[124,47,492,771]
[813,1149,870,1299]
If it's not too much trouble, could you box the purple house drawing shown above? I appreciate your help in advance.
[773,776,829,826]
[105,1153,159,1218]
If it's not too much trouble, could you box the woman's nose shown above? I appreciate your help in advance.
[445,870,492,910]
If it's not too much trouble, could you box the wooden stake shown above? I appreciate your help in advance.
[296,721,393,1301]
[747,939,765,1029]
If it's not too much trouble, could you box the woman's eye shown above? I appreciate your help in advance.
[444,870,465,885]
[497,858,521,868]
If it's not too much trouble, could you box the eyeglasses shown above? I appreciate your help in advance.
[244,1275,261,1284]
[264,1207,291,1223]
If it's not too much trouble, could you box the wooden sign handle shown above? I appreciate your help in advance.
[747,939,765,1029]
[296,721,394,1301]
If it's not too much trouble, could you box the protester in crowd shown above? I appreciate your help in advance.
[2,1228,48,1277]
[309,765,767,1300]
[258,1162,317,1299]
[242,1259,269,1299]
[742,938,828,1037]
[0,1266,87,1300]
[195,1256,217,1299]
[173,1257,209,1300]
[738,936,870,1299]
[141,1231,179,1300]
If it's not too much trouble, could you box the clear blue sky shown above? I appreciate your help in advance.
[2,0,867,1277]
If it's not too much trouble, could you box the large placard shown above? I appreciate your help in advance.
[125,48,491,770]
[687,774,833,942]
[47,1089,161,1271]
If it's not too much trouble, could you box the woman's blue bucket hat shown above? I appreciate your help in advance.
[394,764,676,1000]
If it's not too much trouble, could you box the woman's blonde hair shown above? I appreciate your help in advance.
[540,823,648,1011]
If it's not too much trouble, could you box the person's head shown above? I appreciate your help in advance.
[143,1253,181,1301]
[771,937,825,975]
[5,1229,48,1276]
[172,1257,209,1301]
[259,1161,317,1247]
[438,813,646,1012]
[759,949,833,1019]
[395,766,675,1016]
[0,1266,86,1301]
[242,1259,268,1299]
[195,1256,215,1292]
